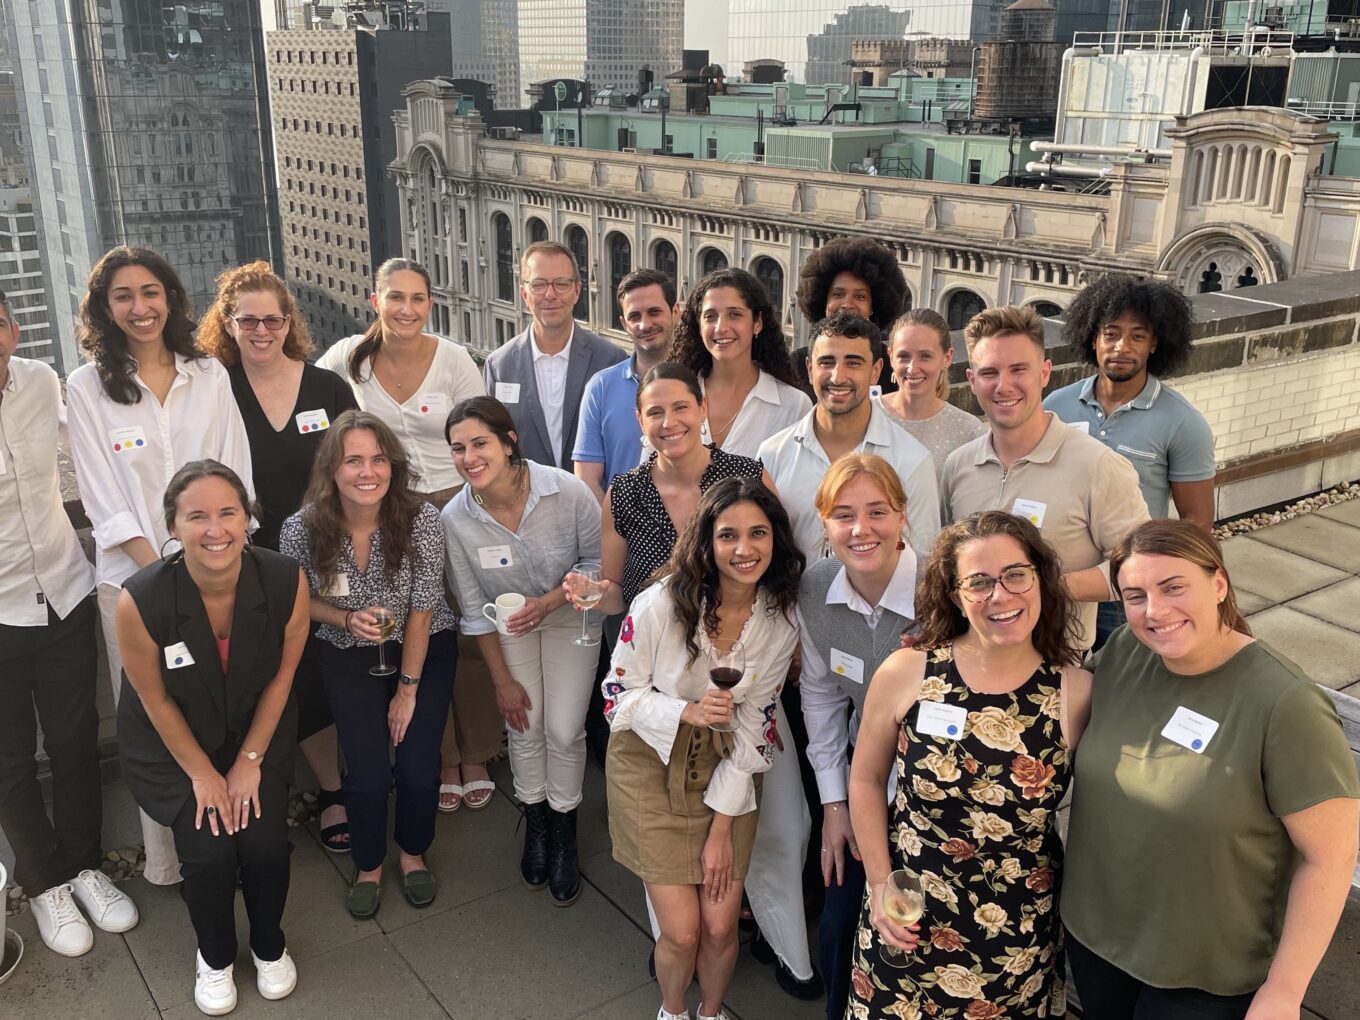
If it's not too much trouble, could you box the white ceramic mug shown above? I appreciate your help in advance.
[482,593,526,636]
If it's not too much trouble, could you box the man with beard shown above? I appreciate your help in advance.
[1044,275,1215,647]
[572,268,680,502]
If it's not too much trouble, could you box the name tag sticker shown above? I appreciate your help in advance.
[478,544,514,569]
[495,382,520,404]
[869,384,883,399]
[108,425,148,454]
[164,641,195,669]
[829,648,865,684]
[1011,498,1047,528]
[295,408,330,433]
[1068,420,1091,435]
[322,573,350,598]
[1161,706,1220,753]
[417,392,447,416]
[916,701,968,739]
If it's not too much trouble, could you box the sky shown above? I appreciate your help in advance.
[685,0,729,67]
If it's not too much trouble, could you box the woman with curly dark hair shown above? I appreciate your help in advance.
[669,268,809,459]
[67,245,252,888]
[278,411,457,919]
[846,510,1091,1019]
[604,477,803,1020]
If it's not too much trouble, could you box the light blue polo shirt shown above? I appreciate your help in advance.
[1044,374,1216,518]
[572,355,644,490]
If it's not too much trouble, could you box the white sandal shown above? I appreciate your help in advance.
[438,783,464,813]
[462,779,496,811]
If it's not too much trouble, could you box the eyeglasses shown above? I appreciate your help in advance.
[526,278,578,296]
[956,564,1037,603]
[229,314,290,332]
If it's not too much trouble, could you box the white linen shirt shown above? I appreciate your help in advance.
[66,356,253,588]
[700,368,811,460]
[317,333,485,492]
[531,326,573,467]
[603,579,798,817]
[797,549,917,804]
[757,400,940,564]
[0,358,95,624]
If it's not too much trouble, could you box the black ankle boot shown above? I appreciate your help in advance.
[520,801,551,890]
[547,806,581,906]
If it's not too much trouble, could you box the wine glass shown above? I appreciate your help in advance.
[369,607,398,677]
[567,561,602,647]
[878,868,925,968]
[707,638,745,733]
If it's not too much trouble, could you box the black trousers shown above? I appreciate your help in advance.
[1067,931,1256,1020]
[0,596,102,897]
[820,852,866,1020]
[171,764,291,970]
[320,630,456,872]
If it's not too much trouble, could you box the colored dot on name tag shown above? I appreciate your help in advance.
[1192,739,1202,750]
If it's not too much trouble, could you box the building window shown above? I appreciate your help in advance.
[1030,301,1062,318]
[967,159,982,185]
[751,257,784,313]
[527,217,548,243]
[700,247,728,276]
[608,233,632,323]
[493,212,514,301]
[946,290,986,331]
[706,137,718,160]
[565,224,590,321]
[653,239,677,281]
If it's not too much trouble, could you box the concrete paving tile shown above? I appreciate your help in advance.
[1245,606,1360,690]
[1247,514,1360,573]
[1301,893,1360,1020]
[1288,577,1360,633]
[158,931,449,1020]
[388,881,652,1020]
[1,910,159,1020]
[1317,498,1360,529]
[1221,536,1347,603]
[580,848,650,932]
[573,981,682,1020]
[117,876,200,1010]
[1234,587,1274,615]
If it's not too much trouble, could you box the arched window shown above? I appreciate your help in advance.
[1203,148,1219,204]
[1244,147,1261,204]
[1189,150,1205,208]
[1273,155,1291,214]
[1030,301,1062,318]
[700,247,728,276]
[608,232,633,323]
[752,256,784,313]
[565,224,590,321]
[492,212,513,302]
[1198,261,1223,294]
[652,239,678,282]
[945,290,985,332]
[527,217,548,244]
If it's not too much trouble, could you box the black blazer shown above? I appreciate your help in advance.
[116,547,300,826]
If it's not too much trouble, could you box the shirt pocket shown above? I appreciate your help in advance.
[1114,444,1159,462]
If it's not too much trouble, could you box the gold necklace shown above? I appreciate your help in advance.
[473,466,527,510]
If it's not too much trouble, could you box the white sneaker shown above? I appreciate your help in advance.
[30,884,94,957]
[71,869,140,933]
[657,1009,692,1020]
[252,948,297,1000]
[194,950,237,1016]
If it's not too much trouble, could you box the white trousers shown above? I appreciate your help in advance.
[497,604,600,812]
[98,583,182,886]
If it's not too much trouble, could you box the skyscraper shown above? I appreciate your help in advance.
[518,0,683,92]
[6,0,281,373]
[433,0,520,106]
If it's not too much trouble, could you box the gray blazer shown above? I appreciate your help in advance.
[482,324,626,470]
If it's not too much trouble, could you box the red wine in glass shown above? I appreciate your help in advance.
[709,667,743,689]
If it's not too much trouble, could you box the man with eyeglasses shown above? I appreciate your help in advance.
[483,241,625,470]
[940,305,1149,651]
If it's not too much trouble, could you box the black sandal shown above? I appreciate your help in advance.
[316,787,350,855]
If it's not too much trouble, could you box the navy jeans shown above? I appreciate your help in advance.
[1092,599,1127,652]
[1067,931,1255,1020]
[819,851,866,1020]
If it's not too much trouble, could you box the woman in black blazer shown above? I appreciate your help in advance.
[116,460,308,1016]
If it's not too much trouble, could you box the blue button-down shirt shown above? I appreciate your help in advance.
[571,355,644,491]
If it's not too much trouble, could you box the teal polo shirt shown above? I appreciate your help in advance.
[1044,374,1216,518]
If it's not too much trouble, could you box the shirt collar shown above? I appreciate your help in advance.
[624,355,640,381]
[1077,373,1161,411]
[791,399,892,453]
[826,545,917,620]
[0,362,14,394]
[974,411,1067,466]
[531,323,575,361]
[750,368,782,406]
[458,461,560,524]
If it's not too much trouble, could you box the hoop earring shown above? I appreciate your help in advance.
[158,536,181,560]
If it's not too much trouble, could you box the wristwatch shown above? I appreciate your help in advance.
[240,749,262,763]
[399,672,420,687]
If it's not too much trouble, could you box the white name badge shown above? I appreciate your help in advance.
[869,384,883,399]
[295,408,331,434]
[478,544,514,569]
[417,392,447,416]
[322,573,350,598]
[916,701,967,739]
[1011,498,1047,528]
[108,425,148,454]
[495,382,520,404]
[829,648,865,685]
[1161,706,1220,754]
[164,641,196,669]
[1068,420,1091,435]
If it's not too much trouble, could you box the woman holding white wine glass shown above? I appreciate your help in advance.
[847,511,1091,1018]
[279,410,458,920]
[441,396,602,907]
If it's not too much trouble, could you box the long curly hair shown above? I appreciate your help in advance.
[916,511,1083,667]
[298,410,424,594]
[669,268,799,387]
[796,236,908,331]
[1110,519,1251,637]
[1063,274,1195,377]
[659,477,803,666]
[78,246,201,405]
[198,261,315,368]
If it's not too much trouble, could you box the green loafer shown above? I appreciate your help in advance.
[400,868,437,909]
[347,878,381,920]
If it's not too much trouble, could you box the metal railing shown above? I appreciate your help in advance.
[1070,28,1295,55]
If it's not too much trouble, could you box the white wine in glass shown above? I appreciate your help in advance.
[568,562,602,647]
[879,868,924,968]
[370,607,398,677]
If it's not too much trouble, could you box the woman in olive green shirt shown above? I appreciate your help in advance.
[1064,519,1360,1020]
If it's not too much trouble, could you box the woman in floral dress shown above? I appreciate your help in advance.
[845,511,1092,1019]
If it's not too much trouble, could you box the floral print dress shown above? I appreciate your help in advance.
[848,645,1071,1019]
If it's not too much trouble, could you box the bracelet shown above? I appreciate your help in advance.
[343,610,355,635]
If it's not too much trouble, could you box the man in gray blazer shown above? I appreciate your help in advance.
[484,241,626,470]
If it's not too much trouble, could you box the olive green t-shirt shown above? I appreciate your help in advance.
[1062,627,1360,995]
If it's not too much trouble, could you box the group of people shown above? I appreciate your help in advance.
[0,232,1356,1020]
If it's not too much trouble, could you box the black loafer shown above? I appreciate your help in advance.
[775,961,824,1001]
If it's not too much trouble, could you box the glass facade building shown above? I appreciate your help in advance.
[0,189,58,367]
[437,0,520,106]
[518,0,683,92]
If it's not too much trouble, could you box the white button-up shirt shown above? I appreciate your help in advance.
[758,400,940,564]
[531,325,573,467]
[317,333,486,492]
[66,356,253,588]
[700,368,811,460]
[0,358,95,624]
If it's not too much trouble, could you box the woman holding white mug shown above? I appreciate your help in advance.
[441,396,602,907]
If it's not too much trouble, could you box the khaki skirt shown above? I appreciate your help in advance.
[606,724,762,886]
